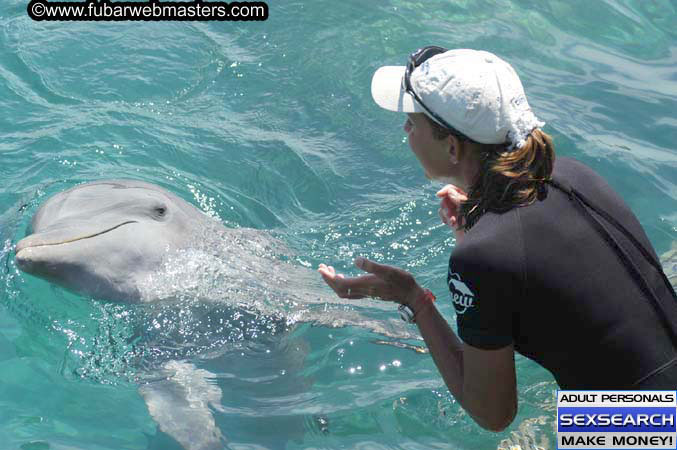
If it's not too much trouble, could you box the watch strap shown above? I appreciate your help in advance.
[399,289,436,323]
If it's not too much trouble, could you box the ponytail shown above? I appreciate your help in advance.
[459,129,556,230]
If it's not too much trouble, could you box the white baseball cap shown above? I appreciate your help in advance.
[371,48,545,149]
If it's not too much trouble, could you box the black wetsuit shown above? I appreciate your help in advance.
[448,156,677,388]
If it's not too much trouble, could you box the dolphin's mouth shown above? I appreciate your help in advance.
[16,220,138,253]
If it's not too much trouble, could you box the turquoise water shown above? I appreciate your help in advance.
[1,0,676,448]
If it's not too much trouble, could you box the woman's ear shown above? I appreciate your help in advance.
[449,135,461,165]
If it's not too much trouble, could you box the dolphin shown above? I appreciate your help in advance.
[13,179,419,450]
[13,180,254,449]
[14,180,420,329]
[15,180,224,302]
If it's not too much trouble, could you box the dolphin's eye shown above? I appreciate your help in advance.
[154,206,167,216]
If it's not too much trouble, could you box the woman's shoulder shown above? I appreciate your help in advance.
[552,156,629,211]
[451,157,604,270]
[553,156,596,178]
[552,156,609,190]
[452,206,525,273]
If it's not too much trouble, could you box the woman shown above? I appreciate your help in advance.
[318,47,677,431]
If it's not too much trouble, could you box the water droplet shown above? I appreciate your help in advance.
[312,415,329,434]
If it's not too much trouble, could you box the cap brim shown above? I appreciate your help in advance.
[371,66,421,113]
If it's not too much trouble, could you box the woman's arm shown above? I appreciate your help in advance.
[318,259,518,431]
[413,299,517,431]
[319,184,516,430]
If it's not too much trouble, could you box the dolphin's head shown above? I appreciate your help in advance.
[15,180,210,302]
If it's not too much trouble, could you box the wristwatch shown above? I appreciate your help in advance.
[398,289,436,323]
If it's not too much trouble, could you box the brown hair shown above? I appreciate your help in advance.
[424,116,556,230]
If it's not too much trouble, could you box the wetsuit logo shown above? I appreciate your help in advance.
[448,273,476,314]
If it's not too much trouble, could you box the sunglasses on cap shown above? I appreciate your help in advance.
[403,46,473,142]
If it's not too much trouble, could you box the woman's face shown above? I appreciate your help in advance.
[403,113,456,181]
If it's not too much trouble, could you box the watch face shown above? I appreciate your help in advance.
[398,304,415,323]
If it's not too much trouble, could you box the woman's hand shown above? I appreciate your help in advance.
[436,184,468,242]
[318,257,423,307]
